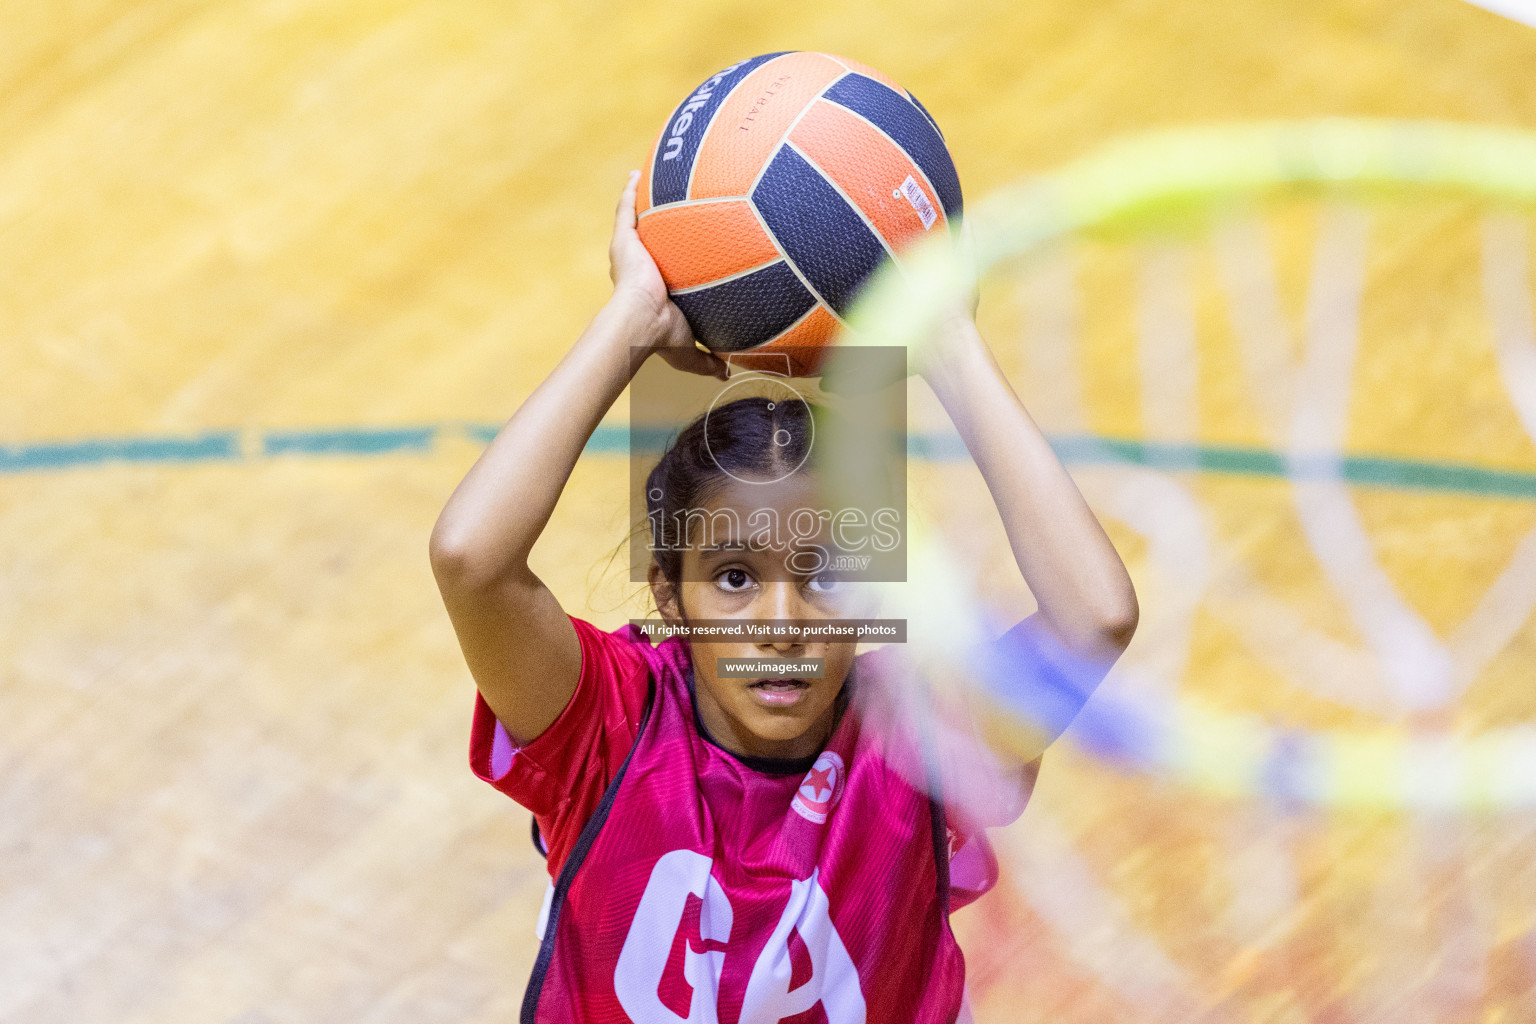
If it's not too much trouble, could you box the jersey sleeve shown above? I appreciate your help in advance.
[468,616,653,876]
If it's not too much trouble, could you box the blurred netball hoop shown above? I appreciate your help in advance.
[846,120,1536,810]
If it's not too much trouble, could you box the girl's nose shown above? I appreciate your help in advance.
[755,581,810,646]
[757,580,808,618]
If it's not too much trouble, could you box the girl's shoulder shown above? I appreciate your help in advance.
[469,619,668,813]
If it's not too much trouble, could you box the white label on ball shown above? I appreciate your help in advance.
[898,175,937,230]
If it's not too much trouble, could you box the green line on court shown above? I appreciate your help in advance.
[2,424,1534,502]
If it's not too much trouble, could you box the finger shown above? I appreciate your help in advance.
[669,346,728,379]
[660,345,730,380]
[699,352,731,381]
[614,170,640,235]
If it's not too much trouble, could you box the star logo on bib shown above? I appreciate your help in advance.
[791,751,845,824]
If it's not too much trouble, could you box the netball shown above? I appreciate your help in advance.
[635,51,962,375]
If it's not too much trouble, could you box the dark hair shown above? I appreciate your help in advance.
[645,396,815,585]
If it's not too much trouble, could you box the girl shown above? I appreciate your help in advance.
[429,171,1138,1023]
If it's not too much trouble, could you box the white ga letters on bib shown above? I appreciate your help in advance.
[614,850,867,1024]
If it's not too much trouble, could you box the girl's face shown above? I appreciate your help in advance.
[649,472,870,762]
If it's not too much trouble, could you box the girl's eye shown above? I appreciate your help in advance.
[717,568,754,592]
[806,573,841,594]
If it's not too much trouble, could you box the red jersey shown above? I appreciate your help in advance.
[469,619,1028,1023]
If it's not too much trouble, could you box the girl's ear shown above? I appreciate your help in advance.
[647,562,682,621]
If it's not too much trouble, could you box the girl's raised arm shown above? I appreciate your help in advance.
[429,172,726,745]
[919,308,1140,668]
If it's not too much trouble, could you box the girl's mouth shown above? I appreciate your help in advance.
[748,678,810,707]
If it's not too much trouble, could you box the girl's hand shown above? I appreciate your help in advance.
[909,217,981,387]
[915,300,986,393]
[609,170,728,380]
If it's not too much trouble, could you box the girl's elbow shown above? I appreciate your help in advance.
[429,520,500,589]
[428,531,473,590]
[1042,598,1137,667]
[1097,591,1139,653]
[1067,588,1138,660]
[430,522,541,599]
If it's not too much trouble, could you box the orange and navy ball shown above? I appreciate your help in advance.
[636,52,962,377]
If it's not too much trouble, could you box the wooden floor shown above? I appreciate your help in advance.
[4,1,1536,1021]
